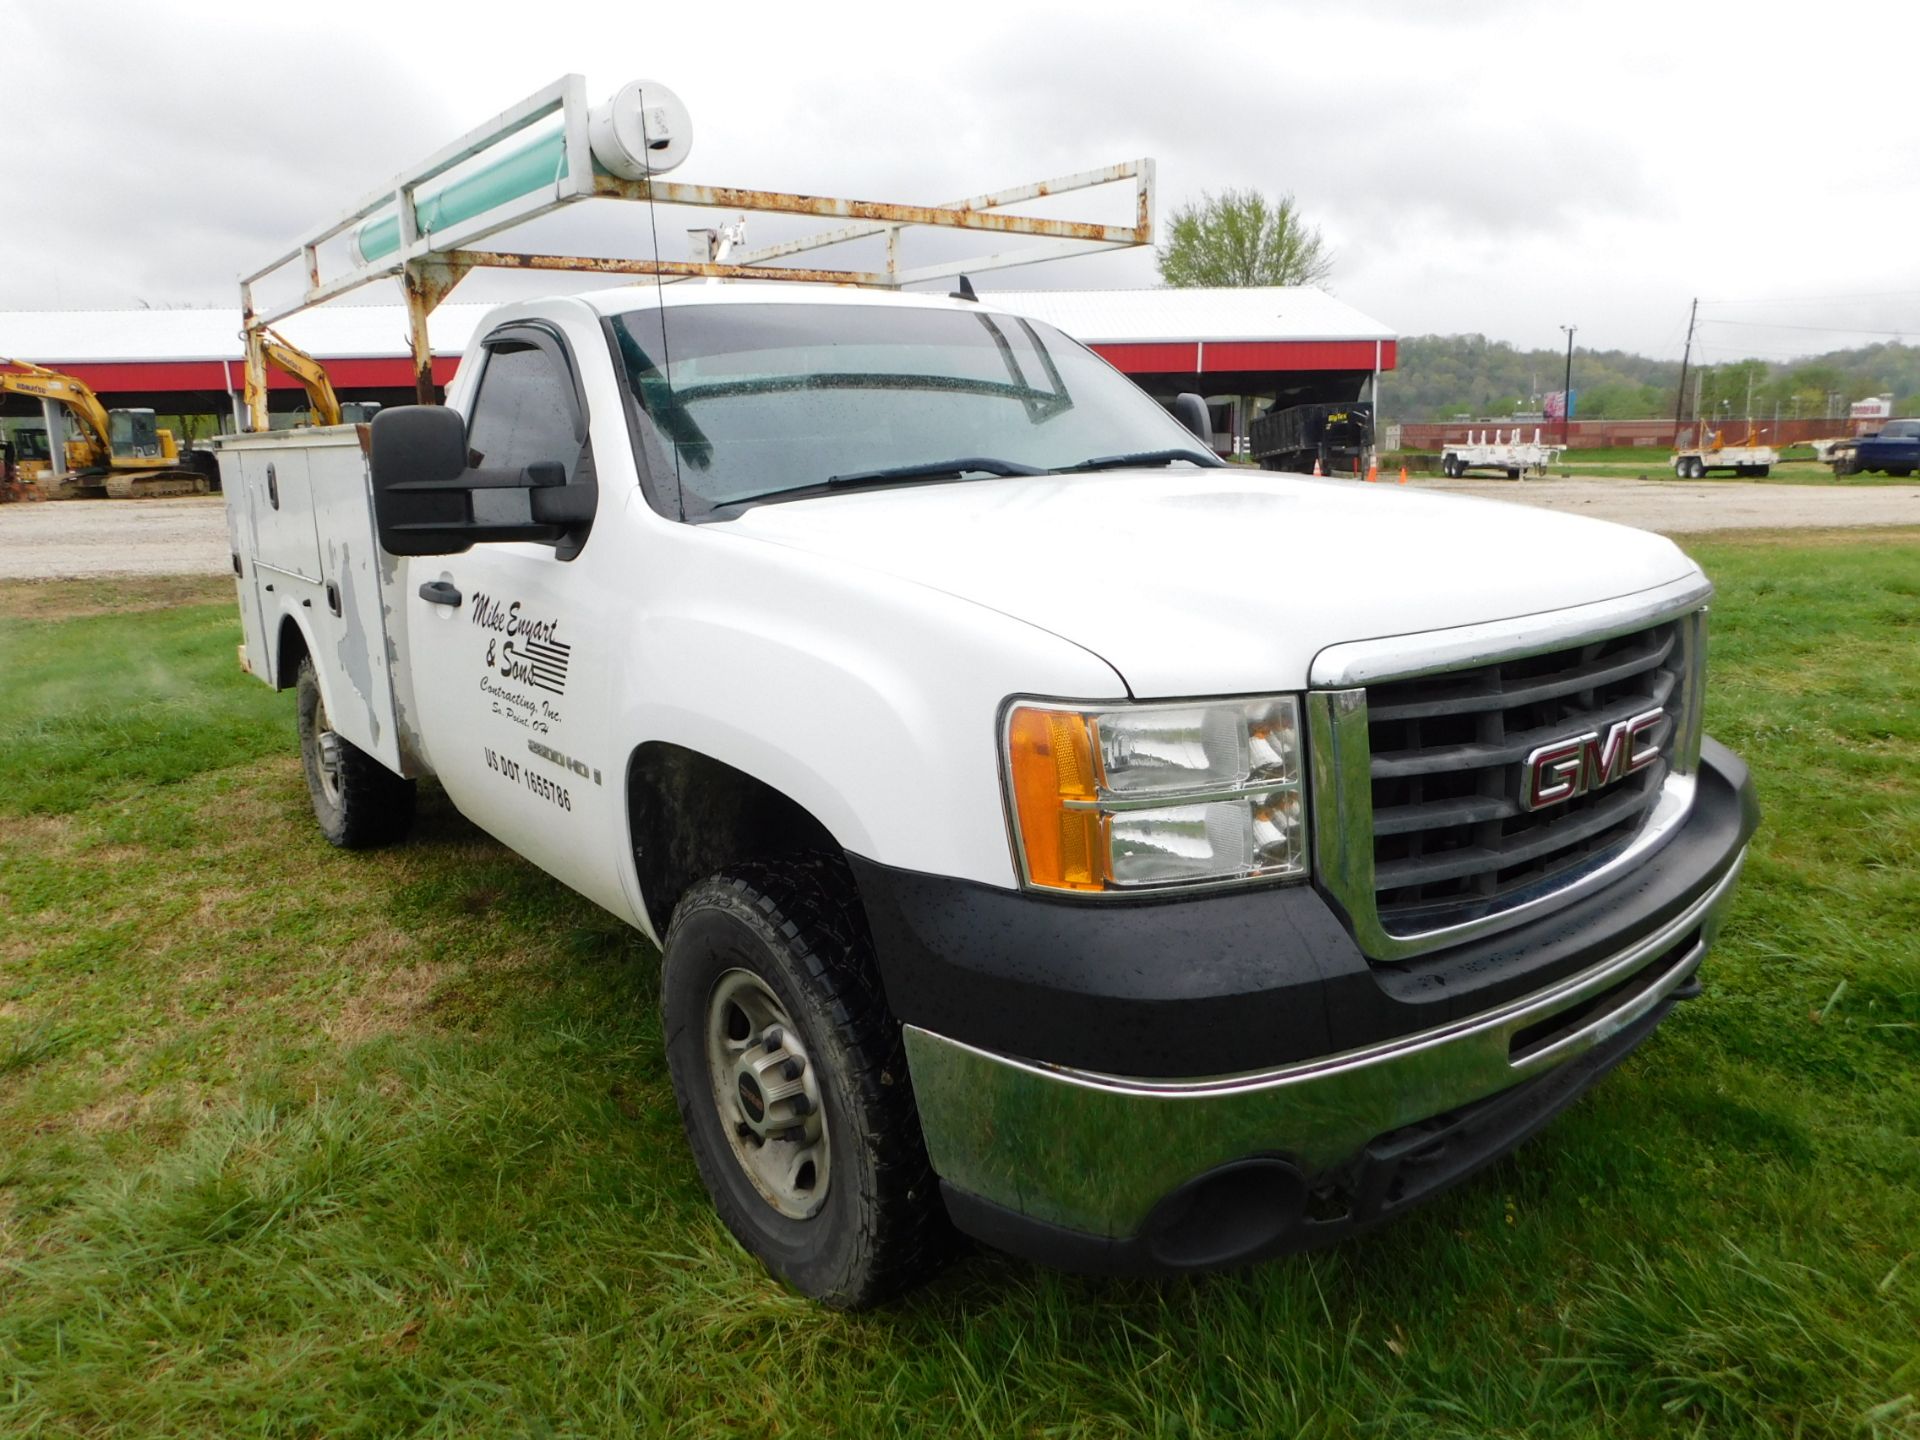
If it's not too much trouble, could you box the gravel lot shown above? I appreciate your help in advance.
[1413,475,1920,532]
[0,496,231,579]
[3,479,1918,580]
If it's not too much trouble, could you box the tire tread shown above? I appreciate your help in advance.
[665,854,950,1306]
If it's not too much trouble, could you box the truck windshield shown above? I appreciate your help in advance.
[608,302,1218,511]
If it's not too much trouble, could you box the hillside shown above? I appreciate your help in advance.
[1390,336,1920,422]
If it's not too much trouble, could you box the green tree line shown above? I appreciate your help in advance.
[1391,335,1920,422]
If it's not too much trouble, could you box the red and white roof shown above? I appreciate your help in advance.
[0,285,1393,394]
[983,287,1396,376]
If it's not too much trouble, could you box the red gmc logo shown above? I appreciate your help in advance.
[1521,708,1666,811]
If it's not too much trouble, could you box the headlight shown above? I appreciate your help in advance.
[1002,696,1307,893]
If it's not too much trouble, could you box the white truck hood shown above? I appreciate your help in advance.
[719,470,1700,697]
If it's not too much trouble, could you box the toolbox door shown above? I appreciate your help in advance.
[246,447,324,583]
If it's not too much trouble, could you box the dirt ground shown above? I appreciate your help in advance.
[0,495,231,579]
[1413,475,1920,532]
[3,479,1919,579]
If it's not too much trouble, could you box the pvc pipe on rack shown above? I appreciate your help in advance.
[351,79,692,265]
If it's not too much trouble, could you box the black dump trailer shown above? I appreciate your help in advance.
[1251,401,1374,475]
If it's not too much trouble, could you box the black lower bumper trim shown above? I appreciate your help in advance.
[855,740,1755,1078]
[940,987,1687,1276]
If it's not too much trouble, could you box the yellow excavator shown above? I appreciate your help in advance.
[0,358,216,499]
[256,326,348,427]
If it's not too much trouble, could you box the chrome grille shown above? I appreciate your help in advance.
[1365,622,1684,933]
[1307,602,1708,962]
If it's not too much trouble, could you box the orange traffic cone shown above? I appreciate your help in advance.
[1366,457,1378,483]
[1311,456,1322,477]
[1398,465,1408,484]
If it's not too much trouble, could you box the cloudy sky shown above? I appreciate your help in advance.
[9,0,1917,364]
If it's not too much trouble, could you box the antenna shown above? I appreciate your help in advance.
[637,88,686,521]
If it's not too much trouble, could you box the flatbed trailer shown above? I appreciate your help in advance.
[1440,428,1564,479]
[1670,446,1776,479]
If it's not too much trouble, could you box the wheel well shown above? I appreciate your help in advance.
[274,616,309,690]
[627,743,845,932]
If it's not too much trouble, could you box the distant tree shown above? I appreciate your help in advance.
[1387,335,1920,423]
[1156,189,1333,289]
[1699,360,1771,420]
[1575,382,1663,420]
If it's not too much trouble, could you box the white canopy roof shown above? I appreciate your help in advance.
[0,286,1392,366]
[979,286,1395,344]
[0,304,494,365]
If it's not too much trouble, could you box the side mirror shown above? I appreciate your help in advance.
[1173,392,1214,449]
[368,406,595,557]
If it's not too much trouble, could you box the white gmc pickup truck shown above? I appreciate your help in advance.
[219,282,1757,1307]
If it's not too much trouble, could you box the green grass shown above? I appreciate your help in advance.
[1,549,1916,1438]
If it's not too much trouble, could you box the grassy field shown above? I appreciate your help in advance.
[1,541,1916,1438]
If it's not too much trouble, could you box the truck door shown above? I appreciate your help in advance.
[404,324,627,917]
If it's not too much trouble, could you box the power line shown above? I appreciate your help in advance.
[1697,290,1920,307]
[1703,318,1915,337]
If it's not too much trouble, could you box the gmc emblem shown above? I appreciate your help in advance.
[1521,708,1666,811]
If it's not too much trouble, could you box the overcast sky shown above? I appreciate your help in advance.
[9,0,1917,364]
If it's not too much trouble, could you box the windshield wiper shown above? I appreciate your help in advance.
[827,456,1048,485]
[1053,447,1226,474]
[714,456,1047,511]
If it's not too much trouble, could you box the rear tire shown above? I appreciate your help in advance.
[662,856,949,1308]
[296,657,414,848]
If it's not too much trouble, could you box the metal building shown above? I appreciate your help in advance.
[986,287,1397,454]
[1,286,1395,450]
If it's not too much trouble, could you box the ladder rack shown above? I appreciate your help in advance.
[239,74,1154,420]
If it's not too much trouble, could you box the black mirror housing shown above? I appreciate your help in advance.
[369,406,595,557]
[1173,392,1214,450]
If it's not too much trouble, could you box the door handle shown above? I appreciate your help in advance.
[419,580,463,608]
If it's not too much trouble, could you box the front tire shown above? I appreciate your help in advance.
[296,657,414,848]
[661,856,948,1307]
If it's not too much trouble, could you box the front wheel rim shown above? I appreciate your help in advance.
[312,694,344,805]
[704,968,831,1219]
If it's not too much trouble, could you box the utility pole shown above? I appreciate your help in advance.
[1671,298,1698,448]
[1558,325,1577,447]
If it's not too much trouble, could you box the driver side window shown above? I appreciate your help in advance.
[463,332,596,557]
[467,340,582,480]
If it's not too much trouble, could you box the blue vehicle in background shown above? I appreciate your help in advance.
[1831,418,1920,477]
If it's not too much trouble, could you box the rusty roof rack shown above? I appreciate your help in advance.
[238,73,1154,424]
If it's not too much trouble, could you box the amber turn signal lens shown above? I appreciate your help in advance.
[1006,706,1107,891]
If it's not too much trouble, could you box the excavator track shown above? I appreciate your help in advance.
[100,470,211,500]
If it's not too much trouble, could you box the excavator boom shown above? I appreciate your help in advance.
[0,358,114,461]
[254,328,343,428]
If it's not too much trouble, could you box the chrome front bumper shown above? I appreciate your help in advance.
[905,847,1747,1241]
